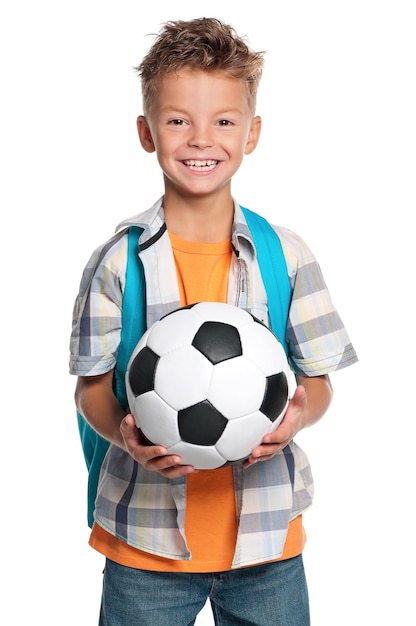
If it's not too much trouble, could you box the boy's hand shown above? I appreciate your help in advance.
[120,413,197,478]
[243,374,332,468]
[243,385,307,468]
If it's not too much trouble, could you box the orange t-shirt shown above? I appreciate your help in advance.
[89,233,305,571]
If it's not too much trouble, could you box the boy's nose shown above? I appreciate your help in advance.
[188,125,214,149]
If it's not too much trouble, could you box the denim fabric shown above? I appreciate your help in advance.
[99,556,310,626]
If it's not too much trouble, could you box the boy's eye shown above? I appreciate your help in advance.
[168,119,184,126]
[218,119,233,127]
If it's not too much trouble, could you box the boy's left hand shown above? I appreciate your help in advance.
[243,384,307,468]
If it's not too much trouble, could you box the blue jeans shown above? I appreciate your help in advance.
[99,555,310,626]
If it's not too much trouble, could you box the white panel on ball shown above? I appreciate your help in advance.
[168,440,227,470]
[134,391,181,448]
[238,321,289,376]
[208,356,266,418]
[215,411,274,461]
[147,309,202,357]
[191,301,253,325]
[155,345,213,410]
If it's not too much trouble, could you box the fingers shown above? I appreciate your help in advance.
[243,385,308,468]
[143,453,197,478]
[120,414,197,477]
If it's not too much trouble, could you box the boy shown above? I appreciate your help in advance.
[70,17,358,626]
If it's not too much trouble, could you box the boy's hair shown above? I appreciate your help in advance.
[135,17,265,114]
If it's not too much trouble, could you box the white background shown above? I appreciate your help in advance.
[1,1,415,624]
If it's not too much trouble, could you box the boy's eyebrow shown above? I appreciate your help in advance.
[159,105,245,116]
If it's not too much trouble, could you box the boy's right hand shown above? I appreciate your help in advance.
[120,413,197,478]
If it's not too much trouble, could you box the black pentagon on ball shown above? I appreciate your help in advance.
[260,372,289,422]
[178,400,228,445]
[128,346,159,396]
[192,321,242,364]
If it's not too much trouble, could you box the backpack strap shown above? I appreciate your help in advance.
[76,410,110,527]
[113,226,146,410]
[77,226,145,527]
[240,206,291,355]
[240,208,295,483]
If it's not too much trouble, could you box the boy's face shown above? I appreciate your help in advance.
[137,68,261,200]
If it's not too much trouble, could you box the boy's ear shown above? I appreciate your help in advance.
[244,116,262,155]
[137,116,156,153]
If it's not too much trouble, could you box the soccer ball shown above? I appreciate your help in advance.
[125,302,295,470]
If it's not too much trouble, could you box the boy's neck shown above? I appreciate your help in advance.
[163,193,234,243]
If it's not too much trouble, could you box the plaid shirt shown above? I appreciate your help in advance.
[70,197,357,568]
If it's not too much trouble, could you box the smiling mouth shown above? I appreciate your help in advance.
[182,159,218,171]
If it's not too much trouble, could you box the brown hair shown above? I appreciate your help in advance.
[135,17,265,114]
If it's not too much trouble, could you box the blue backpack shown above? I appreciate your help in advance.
[77,207,291,527]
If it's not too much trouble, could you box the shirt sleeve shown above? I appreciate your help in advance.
[69,232,128,376]
[276,226,358,377]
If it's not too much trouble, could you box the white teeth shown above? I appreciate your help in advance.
[183,159,218,171]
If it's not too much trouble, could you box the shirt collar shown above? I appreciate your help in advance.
[116,196,256,259]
